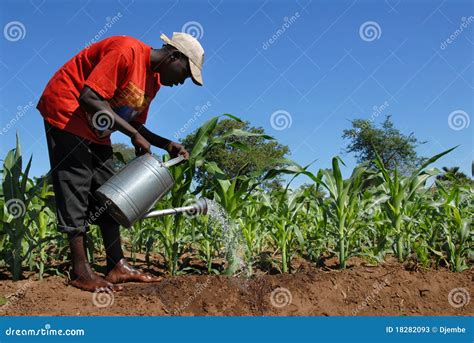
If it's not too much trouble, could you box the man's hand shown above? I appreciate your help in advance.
[131,132,151,156]
[166,141,189,159]
[128,121,189,159]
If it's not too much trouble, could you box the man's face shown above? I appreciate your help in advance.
[159,50,192,87]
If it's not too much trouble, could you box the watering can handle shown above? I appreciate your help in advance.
[163,155,186,168]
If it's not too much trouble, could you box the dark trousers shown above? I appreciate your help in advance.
[44,120,117,233]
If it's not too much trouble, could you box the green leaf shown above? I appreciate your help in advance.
[190,116,220,158]
[222,113,244,122]
[414,146,457,176]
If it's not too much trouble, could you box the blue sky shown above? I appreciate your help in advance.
[0,0,472,185]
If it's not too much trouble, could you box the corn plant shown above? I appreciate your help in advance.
[316,158,369,268]
[153,115,272,275]
[25,179,58,279]
[238,192,271,272]
[194,214,223,274]
[429,181,473,271]
[374,147,456,262]
[266,189,307,272]
[258,159,318,272]
[1,134,43,280]
[1,120,470,281]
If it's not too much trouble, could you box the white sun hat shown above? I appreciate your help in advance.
[160,32,205,86]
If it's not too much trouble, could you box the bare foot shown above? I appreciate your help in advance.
[69,265,123,292]
[105,258,162,284]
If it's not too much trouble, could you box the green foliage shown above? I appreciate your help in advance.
[1,118,472,281]
[373,147,457,262]
[436,166,472,189]
[343,115,425,174]
[317,158,368,268]
[181,118,289,190]
[1,134,59,280]
[112,143,136,169]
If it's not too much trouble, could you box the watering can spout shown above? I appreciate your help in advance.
[162,155,186,168]
[142,198,210,219]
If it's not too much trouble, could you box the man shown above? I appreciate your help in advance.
[37,32,205,292]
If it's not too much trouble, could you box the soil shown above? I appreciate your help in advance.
[0,256,472,316]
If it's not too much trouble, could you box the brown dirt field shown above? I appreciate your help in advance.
[0,257,472,316]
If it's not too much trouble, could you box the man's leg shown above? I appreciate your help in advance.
[100,221,124,272]
[44,120,120,292]
[88,143,162,283]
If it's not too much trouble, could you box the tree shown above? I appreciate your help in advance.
[181,119,290,188]
[342,115,425,174]
[436,166,472,187]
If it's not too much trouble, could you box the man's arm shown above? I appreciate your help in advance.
[129,121,171,150]
[79,86,151,155]
[130,121,190,159]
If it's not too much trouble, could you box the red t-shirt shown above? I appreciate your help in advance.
[37,35,161,145]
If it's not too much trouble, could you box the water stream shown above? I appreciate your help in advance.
[204,199,250,277]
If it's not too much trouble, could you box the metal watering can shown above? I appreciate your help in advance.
[95,154,209,228]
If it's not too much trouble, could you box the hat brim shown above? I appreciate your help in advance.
[189,61,203,86]
[160,33,203,86]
